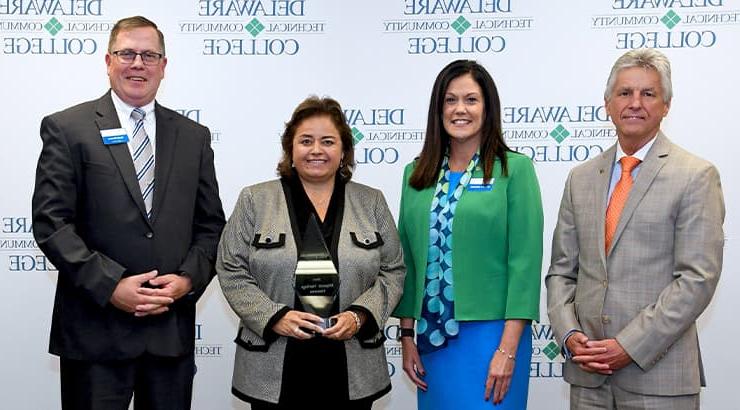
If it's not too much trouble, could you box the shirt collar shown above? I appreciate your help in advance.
[614,132,658,164]
[110,89,155,120]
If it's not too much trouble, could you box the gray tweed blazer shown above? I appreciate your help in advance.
[217,179,406,403]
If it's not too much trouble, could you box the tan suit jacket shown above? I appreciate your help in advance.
[546,132,724,395]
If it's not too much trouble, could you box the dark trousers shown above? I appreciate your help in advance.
[60,353,195,410]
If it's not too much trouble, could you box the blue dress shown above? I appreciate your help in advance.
[417,171,532,409]
[418,321,532,409]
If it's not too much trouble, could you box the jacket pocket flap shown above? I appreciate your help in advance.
[252,233,286,249]
[350,231,384,249]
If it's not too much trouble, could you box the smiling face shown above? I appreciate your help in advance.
[105,26,166,107]
[291,115,343,186]
[605,66,670,151]
[442,73,485,148]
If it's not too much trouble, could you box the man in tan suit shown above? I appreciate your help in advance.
[546,48,725,409]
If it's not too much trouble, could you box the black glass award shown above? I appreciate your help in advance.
[294,214,339,330]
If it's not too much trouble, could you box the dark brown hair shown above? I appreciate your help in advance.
[108,16,165,55]
[276,96,355,182]
[410,59,511,189]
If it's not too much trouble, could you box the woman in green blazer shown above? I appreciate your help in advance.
[393,60,544,409]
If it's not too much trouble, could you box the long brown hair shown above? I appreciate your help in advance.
[410,60,511,189]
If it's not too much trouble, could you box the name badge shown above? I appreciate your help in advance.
[100,128,129,145]
[468,177,493,192]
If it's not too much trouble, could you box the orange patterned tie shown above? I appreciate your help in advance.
[605,156,641,254]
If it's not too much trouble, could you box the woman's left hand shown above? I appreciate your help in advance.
[484,349,515,405]
[323,311,360,341]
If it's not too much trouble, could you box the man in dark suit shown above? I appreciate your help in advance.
[32,16,225,409]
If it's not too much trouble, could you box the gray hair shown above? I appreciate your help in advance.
[604,48,672,103]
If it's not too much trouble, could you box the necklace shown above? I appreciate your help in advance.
[307,191,332,210]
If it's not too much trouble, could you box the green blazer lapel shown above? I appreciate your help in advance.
[609,132,670,255]
[94,92,150,224]
[151,103,178,223]
[405,172,435,310]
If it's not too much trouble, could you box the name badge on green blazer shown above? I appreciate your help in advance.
[468,177,493,192]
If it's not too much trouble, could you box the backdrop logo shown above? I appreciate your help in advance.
[44,17,61,35]
[345,107,420,166]
[194,323,224,358]
[661,10,681,29]
[1,216,57,272]
[0,0,102,15]
[451,15,471,34]
[530,322,564,378]
[384,324,403,377]
[245,17,264,36]
[504,104,615,163]
[183,0,324,56]
[0,0,108,55]
[592,1,731,49]
[550,124,570,144]
[382,0,533,55]
[174,108,222,143]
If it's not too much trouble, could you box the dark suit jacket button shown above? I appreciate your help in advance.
[145,232,154,239]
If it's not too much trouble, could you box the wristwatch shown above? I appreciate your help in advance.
[396,328,415,341]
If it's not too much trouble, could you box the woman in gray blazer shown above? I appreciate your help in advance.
[216,96,406,409]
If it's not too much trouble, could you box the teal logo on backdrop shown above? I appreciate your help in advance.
[44,17,62,36]
[383,0,534,55]
[245,18,265,37]
[530,323,564,378]
[542,341,561,361]
[186,0,325,56]
[549,124,571,144]
[1,1,108,55]
[504,104,614,163]
[661,10,681,29]
[451,15,471,34]
[351,127,365,146]
[591,2,727,49]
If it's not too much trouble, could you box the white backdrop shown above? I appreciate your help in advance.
[1,1,737,409]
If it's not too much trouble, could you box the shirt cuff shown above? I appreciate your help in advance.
[561,329,580,359]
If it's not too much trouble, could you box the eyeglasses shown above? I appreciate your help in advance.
[111,49,164,65]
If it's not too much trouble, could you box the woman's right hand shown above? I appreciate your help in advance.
[401,337,428,391]
[272,310,325,340]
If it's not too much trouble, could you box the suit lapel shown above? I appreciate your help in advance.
[94,92,150,224]
[150,103,177,223]
[607,132,670,255]
[594,145,617,269]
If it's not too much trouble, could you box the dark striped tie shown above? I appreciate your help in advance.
[131,108,155,218]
